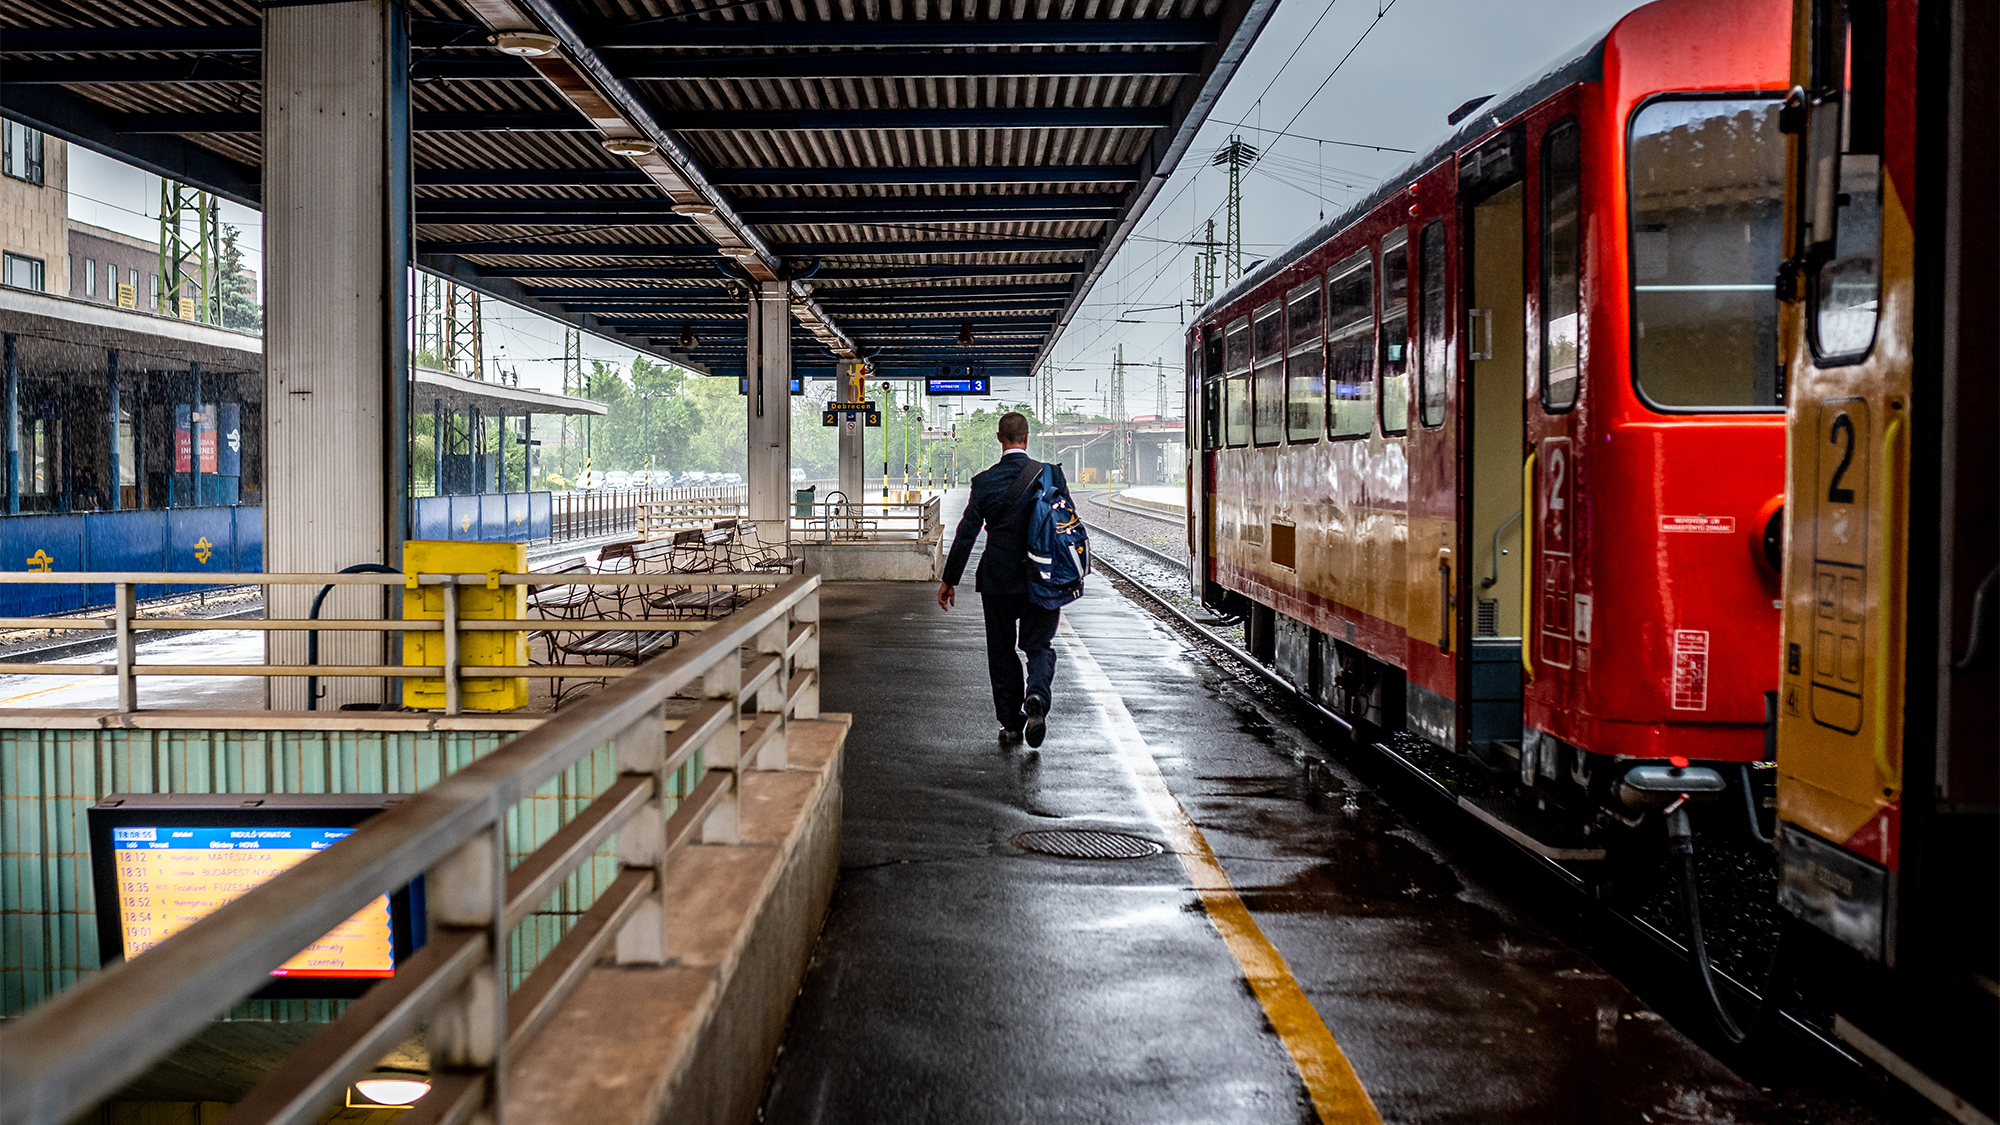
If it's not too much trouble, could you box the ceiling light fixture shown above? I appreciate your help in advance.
[600,137,658,158]
[488,31,559,57]
[957,322,974,347]
[671,203,717,216]
[679,324,696,348]
[350,1071,431,1109]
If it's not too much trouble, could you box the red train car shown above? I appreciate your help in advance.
[1187,0,1793,845]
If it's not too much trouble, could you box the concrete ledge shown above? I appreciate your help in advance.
[506,714,849,1125]
[1106,489,1185,520]
[793,539,940,581]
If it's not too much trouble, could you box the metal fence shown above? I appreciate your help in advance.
[549,486,745,543]
[0,569,822,1125]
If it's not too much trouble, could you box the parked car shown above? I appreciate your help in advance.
[603,471,631,491]
[686,471,708,484]
[722,473,742,485]
[574,471,601,492]
[629,470,653,489]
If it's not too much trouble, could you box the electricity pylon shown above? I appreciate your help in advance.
[159,181,219,323]
[1211,136,1257,285]
[1191,217,1220,308]
[443,282,483,379]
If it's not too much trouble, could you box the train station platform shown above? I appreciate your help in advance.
[752,501,1863,1124]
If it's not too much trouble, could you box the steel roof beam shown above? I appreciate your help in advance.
[749,207,1113,224]
[734,192,1120,213]
[0,83,260,207]
[624,49,1203,80]
[714,165,1138,186]
[1,57,536,84]
[522,282,1071,299]
[594,19,1216,49]
[772,238,1096,256]
[417,254,702,368]
[419,237,1094,256]
[661,107,1169,131]
[0,26,467,53]
[480,263,1084,280]
[419,168,653,187]
[416,165,1136,188]
[118,111,596,134]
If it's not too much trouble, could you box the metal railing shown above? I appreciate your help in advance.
[0,568,789,715]
[788,497,941,543]
[550,485,745,542]
[0,571,822,1125]
[635,496,750,538]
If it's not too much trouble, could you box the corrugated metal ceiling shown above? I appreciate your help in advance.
[0,0,1275,377]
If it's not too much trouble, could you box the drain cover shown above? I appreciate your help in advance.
[1013,829,1164,860]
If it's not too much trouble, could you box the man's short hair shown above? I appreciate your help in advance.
[997,412,1030,445]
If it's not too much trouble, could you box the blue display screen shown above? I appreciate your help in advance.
[926,378,989,395]
[111,826,355,851]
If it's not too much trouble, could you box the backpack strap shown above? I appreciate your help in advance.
[997,457,1043,518]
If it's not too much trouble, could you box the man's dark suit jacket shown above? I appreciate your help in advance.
[942,452,1073,595]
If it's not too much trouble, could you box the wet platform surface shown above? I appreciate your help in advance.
[759,496,1906,1124]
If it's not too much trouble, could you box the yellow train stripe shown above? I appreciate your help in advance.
[1058,620,1384,1125]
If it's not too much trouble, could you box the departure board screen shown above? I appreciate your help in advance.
[109,826,395,978]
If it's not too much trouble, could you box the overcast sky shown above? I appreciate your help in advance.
[67,0,1651,408]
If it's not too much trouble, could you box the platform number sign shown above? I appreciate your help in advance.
[1809,399,1869,733]
[1537,437,1574,669]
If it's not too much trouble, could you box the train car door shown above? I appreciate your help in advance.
[1402,161,1462,751]
[1522,108,1585,783]
[1458,127,1528,755]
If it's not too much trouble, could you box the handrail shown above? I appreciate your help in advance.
[1521,451,1537,682]
[0,573,823,1125]
[0,569,793,715]
[1871,413,1904,791]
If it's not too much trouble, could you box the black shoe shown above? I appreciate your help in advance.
[1023,695,1048,748]
[998,725,1024,744]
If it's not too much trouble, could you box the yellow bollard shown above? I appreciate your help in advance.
[402,540,529,711]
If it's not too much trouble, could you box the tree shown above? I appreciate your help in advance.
[217,224,261,333]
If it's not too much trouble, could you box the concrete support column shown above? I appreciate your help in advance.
[746,280,792,545]
[4,333,17,514]
[837,365,865,507]
[262,0,410,708]
[105,349,119,511]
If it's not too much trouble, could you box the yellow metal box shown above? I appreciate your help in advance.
[401,540,529,711]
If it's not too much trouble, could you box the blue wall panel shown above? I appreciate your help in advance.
[410,494,550,546]
[0,508,261,618]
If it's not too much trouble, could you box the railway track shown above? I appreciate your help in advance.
[1080,514,1873,1082]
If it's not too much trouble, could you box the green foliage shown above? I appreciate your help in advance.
[217,224,261,333]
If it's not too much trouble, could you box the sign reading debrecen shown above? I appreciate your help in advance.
[88,794,423,998]
[109,826,395,976]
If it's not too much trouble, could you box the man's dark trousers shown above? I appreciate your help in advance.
[940,450,1077,728]
[982,592,1059,726]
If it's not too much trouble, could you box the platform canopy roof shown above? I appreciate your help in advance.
[1,0,1277,383]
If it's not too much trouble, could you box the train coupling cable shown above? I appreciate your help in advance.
[1618,760,1749,1045]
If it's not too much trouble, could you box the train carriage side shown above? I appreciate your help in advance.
[1191,0,1795,839]
[1771,0,1997,1115]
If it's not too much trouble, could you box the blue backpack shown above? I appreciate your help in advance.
[1018,462,1090,609]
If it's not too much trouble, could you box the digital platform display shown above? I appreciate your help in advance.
[925,378,989,395]
[89,794,423,998]
[109,826,394,977]
[737,375,805,395]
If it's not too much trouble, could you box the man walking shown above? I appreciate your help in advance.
[937,411,1075,747]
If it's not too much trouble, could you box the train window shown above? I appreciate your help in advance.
[1380,231,1410,434]
[1201,328,1224,451]
[1285,278,1325,443]
[1252,300,1283,445]
[1326,248,1376,439]
[1418,221,1447,427]
[1541,120,1582,411]
[1803,0,1884,362]
[1223,317,1251,447]
[1627,95,1786,410]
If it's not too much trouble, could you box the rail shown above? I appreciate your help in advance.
[0,568,788,715]
[789,497,941,543]
[0,571,823,1125]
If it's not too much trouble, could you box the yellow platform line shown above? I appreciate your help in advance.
[1058,621,1383,1125]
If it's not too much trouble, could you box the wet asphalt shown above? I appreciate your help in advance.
[757,494,1913,1125]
